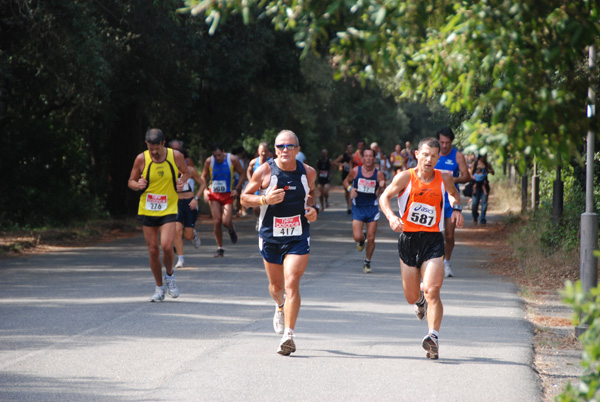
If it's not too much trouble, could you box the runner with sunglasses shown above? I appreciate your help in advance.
[241,130,319,356]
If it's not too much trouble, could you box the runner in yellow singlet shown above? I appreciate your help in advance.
[128,129,190,302]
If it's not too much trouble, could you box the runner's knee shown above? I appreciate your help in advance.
[424,285,441,301]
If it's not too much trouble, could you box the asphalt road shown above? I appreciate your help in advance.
[0,190,540,402]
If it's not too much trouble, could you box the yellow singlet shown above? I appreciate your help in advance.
[137,148,179,216]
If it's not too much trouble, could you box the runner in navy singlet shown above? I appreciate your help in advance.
[342,148,386,273]
[241,130,319,356]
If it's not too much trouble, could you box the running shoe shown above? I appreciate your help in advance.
[422,333,439,360]
[277,332,296,356]
[175,259,184,269]
[444,260,454,278]
[357,233,366,252]
[363,261,372,274]
[214,248,224,258]
[165,274,179,298]
[414,300,428,321]
[192,230,201,248]
[150,287,164,302]
[273,306,285,334]
[229,228,238,244]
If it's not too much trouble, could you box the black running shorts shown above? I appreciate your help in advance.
[138,214,177,227]
[398,232,445,269]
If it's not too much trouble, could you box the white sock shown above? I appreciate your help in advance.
[178,255,184,263]
[429,329,439,339]
[284,328,294,336]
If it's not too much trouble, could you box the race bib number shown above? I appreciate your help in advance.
[211,180,227,193]
[408,202,436,227]
[357,178,376,194]
[145,193,168,211]
[319,170,329,178]
[273,215,302,237]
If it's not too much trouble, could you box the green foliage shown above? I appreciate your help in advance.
[2,1,440,226]
[527,152,600,254]
[558,281,600,401]
[184,0,600,171]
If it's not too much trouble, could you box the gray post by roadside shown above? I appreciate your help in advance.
[576,44,599,337]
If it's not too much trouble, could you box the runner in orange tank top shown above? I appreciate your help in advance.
[379,137,463,360]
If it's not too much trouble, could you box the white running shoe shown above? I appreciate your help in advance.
[414,300,428,321]
[165,274,179,298]
[175,259,184,269]
[273,307,284,334]
[422,333,439,360]
[444,260,454,278]
[277,331,296,356]
[150,287,164,302]
[192,230,201,248]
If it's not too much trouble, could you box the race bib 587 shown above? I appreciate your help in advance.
[408,202,436,227]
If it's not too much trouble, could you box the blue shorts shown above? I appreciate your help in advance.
[444,192,452,219]
[352,205,380,223]
[176,198,199,228]
[259,237,310,265]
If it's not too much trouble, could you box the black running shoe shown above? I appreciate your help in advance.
[357,233,366,252]
[214,248,224,258]
[229,228,238,244]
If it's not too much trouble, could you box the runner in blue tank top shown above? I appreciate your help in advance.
[201,143,246,257]
[241,130,319,356]
[342,148,387,274]
[434,127,470,278]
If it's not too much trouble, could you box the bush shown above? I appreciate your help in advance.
[557,279,600,401]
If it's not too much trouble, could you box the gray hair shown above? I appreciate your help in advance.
[275,130,299,146]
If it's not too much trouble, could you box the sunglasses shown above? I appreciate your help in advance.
[275,144,298,151]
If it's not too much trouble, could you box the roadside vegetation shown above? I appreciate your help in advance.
[487,155,600,402]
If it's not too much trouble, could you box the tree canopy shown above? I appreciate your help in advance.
[2,0,448,226]
[183,0,600,170]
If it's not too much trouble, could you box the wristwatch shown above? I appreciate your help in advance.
[452,204,463,212]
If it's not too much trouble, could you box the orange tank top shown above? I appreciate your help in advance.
[397,168,445,232]
[352,151,363,167]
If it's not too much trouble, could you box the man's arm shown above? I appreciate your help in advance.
[173,150,190,192]
[241,162,281,208]
[201,157,212,202]
[441,172,465,228]
[187,166,206,209]
[304,165,318,222]
[231,155,245,193]
[342,168,357,198]
[377,171,387,196]
[454,150,470,184]
[127,153,146,191]
[246,158,256,182]
[379,171,410,232]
